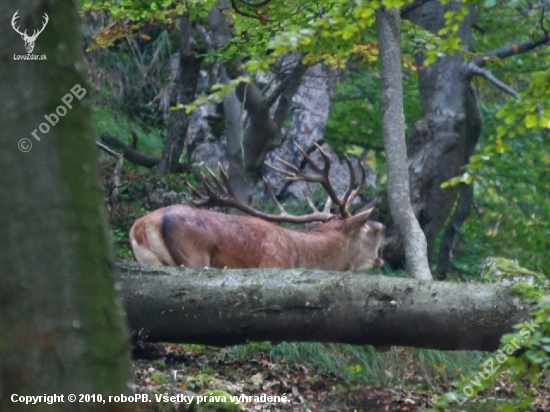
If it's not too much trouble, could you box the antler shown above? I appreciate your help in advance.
[187,163,333,223]
[187,143,367,223]
[265,142,366,218]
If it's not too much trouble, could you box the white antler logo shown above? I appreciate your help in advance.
[12,10,49,54]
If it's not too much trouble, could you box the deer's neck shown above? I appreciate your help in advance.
[285,228,350,270]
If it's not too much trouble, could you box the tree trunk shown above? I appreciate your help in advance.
[0,2,132,410]
[376,8,432,280]
[437,86,483,276]
[384,2,475,267]
[119,261,537,351]
[264,63,337,200]
[158,13,203,175]
[208,4,307,204]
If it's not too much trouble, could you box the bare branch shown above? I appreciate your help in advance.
[467,64,519,99]
[95,141,124,215]
[540,6,548,35]
[230,0,270,21]
[472,33,550,67]
[96,141,121,159]
[238,0,272,7]
[100,133,189,173]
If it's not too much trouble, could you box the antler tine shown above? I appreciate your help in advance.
[265,160,300,179]
[216,163,237,198]
[322,197,332,214]
[304,194,320,213]
[200,173,222,201]
[346,163,367,209]
[187,164,234,208]
[11,11,25,36]
[293,141,325,175]
[186,181,209,204]
[341,155,356,207]
[263,177,287,214]
[205,166,225,194]
[187,177,216,207]
[271,141,354,218]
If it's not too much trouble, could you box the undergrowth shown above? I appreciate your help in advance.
[220,342,481,389]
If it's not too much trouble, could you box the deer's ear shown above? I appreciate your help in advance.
[342,208,373,231]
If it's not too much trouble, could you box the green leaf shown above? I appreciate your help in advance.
[525,114,538,128]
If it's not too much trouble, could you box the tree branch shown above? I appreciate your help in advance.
[400,0,434,17]
[467,64,519,99]
[272,62,308,129]
[472,33,550,67]
[100,133,189,173]
[96,141,124,216]
[265,60,305,108]
[238,0,272,7]
[230,0,266,21]
[472,23,486,34]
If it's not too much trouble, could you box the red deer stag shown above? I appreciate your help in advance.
[130,143,385,271]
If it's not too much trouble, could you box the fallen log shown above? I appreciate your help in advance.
[118,260,538,350]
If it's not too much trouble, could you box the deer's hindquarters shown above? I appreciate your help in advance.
[130,212,177,266]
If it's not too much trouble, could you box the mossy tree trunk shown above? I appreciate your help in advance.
[0,2,132,411]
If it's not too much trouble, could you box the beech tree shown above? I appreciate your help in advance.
[377,7,432,280]
[0,1,132,410]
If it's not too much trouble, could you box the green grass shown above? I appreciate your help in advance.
[222,342,482,388]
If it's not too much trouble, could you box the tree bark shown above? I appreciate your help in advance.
[119,261,537,351]
[384,2,475,267]
[208,4,307,204]
[158,13,203,175]
[376,8,432,280]
[264,62,337,200]
[0,1,132,410]
[437,86,482,276]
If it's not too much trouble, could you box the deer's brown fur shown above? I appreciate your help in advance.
[131,205,384,271]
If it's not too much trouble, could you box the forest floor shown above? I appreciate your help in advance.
[132,342,550,412]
